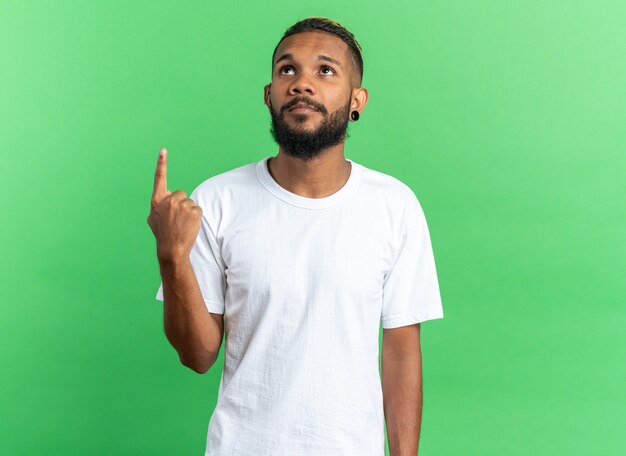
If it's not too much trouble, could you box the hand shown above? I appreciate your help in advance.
[147,148,203,264]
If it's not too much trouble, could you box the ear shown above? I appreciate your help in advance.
[264,83,272,112]
[349,86,369,120]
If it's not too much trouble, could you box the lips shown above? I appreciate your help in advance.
[289,103,318,112]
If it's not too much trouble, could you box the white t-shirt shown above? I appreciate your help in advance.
[156,155,444,455]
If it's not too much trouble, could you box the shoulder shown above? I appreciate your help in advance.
[192,161,257,197]
[189,160,260,207]
[187,160,258,223]
[355,163,431,237]
[358,163,424,213]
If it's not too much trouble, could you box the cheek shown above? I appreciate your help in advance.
[328,96,350,113]
[328,85,351,105]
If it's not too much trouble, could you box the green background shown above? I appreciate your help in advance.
[1,1,624,454]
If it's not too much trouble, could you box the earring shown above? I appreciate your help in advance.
[351,110,360,121]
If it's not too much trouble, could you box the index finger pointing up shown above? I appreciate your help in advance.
[152,147,168,199]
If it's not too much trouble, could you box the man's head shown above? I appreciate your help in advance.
[264,17,369,162]
[272,17,364,88]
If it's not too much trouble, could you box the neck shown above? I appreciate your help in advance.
[268,145,352,199]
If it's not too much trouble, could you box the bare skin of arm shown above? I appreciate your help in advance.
[159,257,224,373]
[381,323,423,456]
[148,147,224,373]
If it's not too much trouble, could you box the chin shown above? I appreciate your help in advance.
[291,115,320,126]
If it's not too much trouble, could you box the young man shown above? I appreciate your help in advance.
[148,17,444,456]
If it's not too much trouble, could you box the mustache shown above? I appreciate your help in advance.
[281,97,327,115]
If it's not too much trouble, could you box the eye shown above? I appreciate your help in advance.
[279,65,295,74]
[320,65,335,75]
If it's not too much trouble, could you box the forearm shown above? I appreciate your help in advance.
[381,351,423,456]
[160,256,221,373]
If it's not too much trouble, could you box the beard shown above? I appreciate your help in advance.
[269,98,352,162]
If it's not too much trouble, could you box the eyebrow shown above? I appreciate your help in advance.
[274,53,342,68]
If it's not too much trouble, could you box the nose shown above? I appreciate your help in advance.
[288,73,316,96]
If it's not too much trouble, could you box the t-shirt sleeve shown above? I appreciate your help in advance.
[380,192,444,328]
[155,188,226,315]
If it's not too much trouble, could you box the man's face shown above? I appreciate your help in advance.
[265,31,356,162]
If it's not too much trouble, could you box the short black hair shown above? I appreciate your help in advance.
[272,17,364,87]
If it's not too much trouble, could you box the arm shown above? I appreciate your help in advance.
[148,147,224,374]
[160,256,224,374]
[381,323,422,456]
